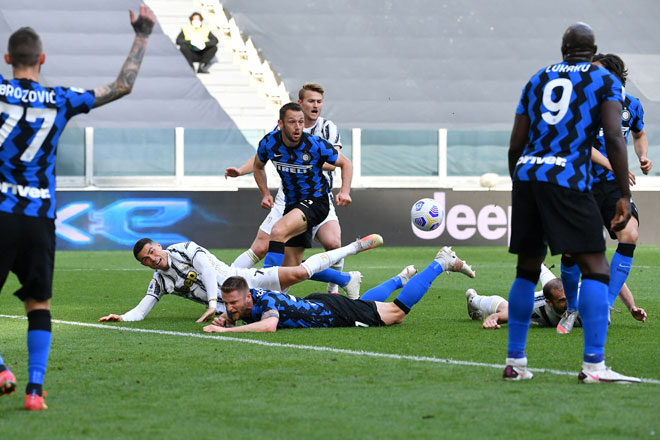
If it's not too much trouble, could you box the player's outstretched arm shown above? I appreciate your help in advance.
[225,156,255,178]
[482,302,508,329]
[619,283,647,323]
[203,315,279,333]
[98,294,158,322]
[253,156,274,209]
[591,147,636,185]
[93,4,156,108]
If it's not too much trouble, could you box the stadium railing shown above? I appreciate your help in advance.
[56,126,660,191]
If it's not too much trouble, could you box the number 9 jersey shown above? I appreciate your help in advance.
[0,74,95,218]
[513,62,623,192]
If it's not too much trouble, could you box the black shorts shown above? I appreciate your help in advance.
[0,212,55,302]
[284,195,330,248]
[509,181,605,256]
[304,293,386,327]
[591,180,639,239]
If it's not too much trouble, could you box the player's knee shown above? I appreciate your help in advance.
[251,241,268,259]
[321,236,341,250]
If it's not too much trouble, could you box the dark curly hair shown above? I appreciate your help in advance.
[593,53,627,87]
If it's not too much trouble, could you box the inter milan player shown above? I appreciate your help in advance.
[253,103,353,275]
[465,265,645,330]
[505,23,639,383]
[0,5,156,410]
[97,234,381,323]
[202,247,475,333]
[557,53,651,334]
[226,83,349,294]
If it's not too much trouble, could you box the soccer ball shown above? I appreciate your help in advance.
[411,198,443,231]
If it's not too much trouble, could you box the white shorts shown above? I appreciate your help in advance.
[231,266,281,291]
[258,187,338,240]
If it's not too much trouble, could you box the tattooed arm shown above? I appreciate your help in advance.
[93,4,156,108]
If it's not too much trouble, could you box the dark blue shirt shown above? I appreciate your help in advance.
[0,75,95,218]
[513,62,623,192]
[257,130,338,205]
[591,94,644,183]
[245,288,339,328]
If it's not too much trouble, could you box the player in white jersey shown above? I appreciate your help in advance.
[98,234,382,323]
[466,265,646,329]
[226,83,348,293]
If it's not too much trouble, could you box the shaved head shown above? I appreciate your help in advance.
[561,22,597,61]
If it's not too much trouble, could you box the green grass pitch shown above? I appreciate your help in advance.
[1,245,659,439]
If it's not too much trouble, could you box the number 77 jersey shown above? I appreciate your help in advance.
[0,74,95,218]
[513,61,623,192]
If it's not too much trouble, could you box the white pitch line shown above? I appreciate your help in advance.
[2,314,658,385]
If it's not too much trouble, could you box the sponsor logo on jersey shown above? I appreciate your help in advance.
[273,161,312,174]
[516,155,567,167]
[1,181,50,199]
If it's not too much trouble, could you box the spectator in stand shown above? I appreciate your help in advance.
[176,12,218,74]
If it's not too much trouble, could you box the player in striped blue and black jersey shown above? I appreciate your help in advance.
[202,247,475,333]
[253,102,353,269]
[0,5,156,410]
[559,53,652,335]
[504,23,639,384]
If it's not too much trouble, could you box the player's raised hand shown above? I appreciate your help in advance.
[99,314,124,322]
[610,197,632,232]
[130,4,156,37]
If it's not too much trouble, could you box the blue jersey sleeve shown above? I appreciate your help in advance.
[57,86,95,118]
[629,97,645,133]
[257,133,274,163]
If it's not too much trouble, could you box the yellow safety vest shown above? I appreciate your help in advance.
[181,24,210,43]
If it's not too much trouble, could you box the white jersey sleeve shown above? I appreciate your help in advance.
[120,277,162,321]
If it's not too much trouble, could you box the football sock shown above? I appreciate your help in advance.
[308,269,351,286]
[263,241,285,268]
[303,245,355,278]
[561,256,580,311]
[393,261,444,313]
[578,275,609,364]
[360,276,403,302]
[231,249,259,269]
[608,243,635,308]
[471,294,506,315]
[507,272,538,359]
[26,309,52,397]
[327,258,344,293]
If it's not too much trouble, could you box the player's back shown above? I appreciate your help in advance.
[0,75,94,218]
[513,62,623,192]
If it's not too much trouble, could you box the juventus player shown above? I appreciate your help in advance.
[98,234,382,324]
[505,23,638,383]
[465,265,645,329]
[226,83,349,294]
[0,5,156,410]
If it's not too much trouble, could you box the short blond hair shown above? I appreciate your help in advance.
[298,82,324,100]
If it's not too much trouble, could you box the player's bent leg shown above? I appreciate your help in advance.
[609,218,638,307]
[360,266,417,302]
[277,266,310,290]
[232,230,270,269]
[283,246,305,267]
[264,211,308,268]
[313,220,342,293]
[375,302,406,326]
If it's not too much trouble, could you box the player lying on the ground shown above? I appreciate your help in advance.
[466,265,646,330]
[98,234,382,323]
[202,247,475,333]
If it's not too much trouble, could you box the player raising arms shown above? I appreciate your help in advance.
[0,5,156,410]
[227,83,349,294]
[505,23,638,383]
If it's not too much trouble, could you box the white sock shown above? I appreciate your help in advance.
[232,249,259,269]
[471,294,506,315]
[327,258,344,293]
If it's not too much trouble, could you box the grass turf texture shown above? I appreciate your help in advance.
[1,246,659,439]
